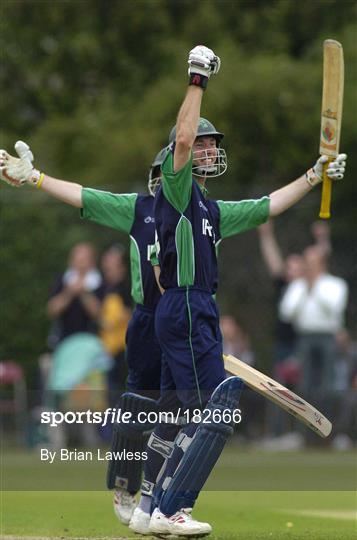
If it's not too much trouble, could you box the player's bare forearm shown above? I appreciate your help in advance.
[172,44,220,173]
[1,142,83,206]
[174,86,203,172]
[40,174,83,208]
[269,154,346,217]
[269,174,312,217]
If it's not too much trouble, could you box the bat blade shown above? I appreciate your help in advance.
[223,354,332,438]
[319,39,344,219]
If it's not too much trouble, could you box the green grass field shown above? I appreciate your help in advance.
[1,448,356,539]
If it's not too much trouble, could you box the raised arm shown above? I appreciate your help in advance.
[258,221,284,277]
[269,154,347,217]
[174,86,203,172]
[173,45,221,172]
[0,141,83,207]
[161,46,221,214]
[36,174,82,207]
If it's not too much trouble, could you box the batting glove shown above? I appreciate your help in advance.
[305,153,347,187]
[188,45,220,90]
[0,141,42,187]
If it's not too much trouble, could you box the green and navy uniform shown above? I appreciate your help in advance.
[154,149,270,409]
[81,188,162,396]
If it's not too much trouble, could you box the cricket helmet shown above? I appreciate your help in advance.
[168,117,224,144]
[168,117,227,178]
[148,146,170,196]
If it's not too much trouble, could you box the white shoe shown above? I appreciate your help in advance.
[129,507,151,535]
[113,488,136,525]
[149,507,212,537]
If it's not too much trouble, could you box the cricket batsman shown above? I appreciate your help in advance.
[140,45,347,537]
[0,144,172,527]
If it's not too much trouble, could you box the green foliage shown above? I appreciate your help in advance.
[1,1,356,372]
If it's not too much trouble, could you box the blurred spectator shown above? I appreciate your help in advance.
[258,220,332,372]
[310,220,332,259]
[331,330,357,449]
[258,221,303,370]
[99,245,132,404]
[259,221,337,442]
[221,315,263,439]
[47,242,103,348]
[333,329,353,392]
[220,315,255,366]
[279,245,349,416]
[43,243,105,447]
[45,333,112,449]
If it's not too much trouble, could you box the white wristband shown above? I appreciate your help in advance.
[305,168,318,187]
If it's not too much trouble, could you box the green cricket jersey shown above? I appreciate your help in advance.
[154,150,270,292]
[81,188,160,308]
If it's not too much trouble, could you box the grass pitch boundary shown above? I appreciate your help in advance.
[2,537,139,540]
[281,509,357,521]
[1,535,142,540]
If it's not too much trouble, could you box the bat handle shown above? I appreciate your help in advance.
[319,160,332,219]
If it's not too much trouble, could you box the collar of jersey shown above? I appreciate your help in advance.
[194,179,209,198]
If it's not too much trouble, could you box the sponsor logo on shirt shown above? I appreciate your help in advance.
[202,218,213,237]
[199,201,208,212]
[144,216,155,224]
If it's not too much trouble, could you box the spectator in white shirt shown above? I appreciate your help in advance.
[279,245,348,409]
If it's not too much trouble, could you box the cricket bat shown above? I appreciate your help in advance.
[319,39,344,219]
[223,354,332,438]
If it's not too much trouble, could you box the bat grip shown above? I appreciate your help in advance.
[319,160,332,219]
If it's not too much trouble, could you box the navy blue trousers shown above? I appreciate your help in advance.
[126,304,162,399]
[155,287,226,411]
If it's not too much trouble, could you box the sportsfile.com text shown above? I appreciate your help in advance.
[41,408,242,427]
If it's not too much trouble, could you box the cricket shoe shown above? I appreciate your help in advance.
[129,506,151,535]
[149,507,212,537]
[113,488,136,525]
